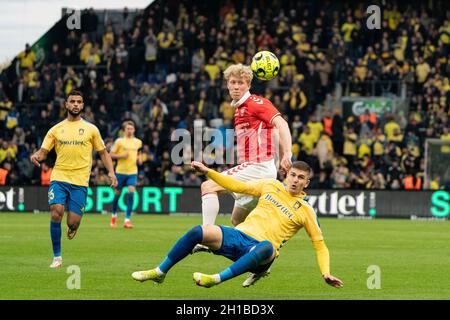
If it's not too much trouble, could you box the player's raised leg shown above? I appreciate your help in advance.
[132,225,222,283]
[193,228,275,288]
[200,180,226,225]
[65,183,87,240]
[49,203,64,268]
[67,211,82,240]
[192,181,227,253]
[231,201,274,286]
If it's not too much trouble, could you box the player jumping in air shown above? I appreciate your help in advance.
[109,120,142,229]
[30,90,118,268]
[131,161,343,289]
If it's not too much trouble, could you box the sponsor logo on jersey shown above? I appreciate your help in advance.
[58,140,85,146]
[264,194,294,219]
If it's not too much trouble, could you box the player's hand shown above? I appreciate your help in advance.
[323,274,344,288]
[122,152,129,159]
[30,153,41,167]
[280,153,292,173]
[190,161,209,174]
[108,172,118,188]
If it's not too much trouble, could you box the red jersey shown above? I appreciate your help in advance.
[233,92,281,163]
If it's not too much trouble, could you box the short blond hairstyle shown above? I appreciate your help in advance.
[223,63,253,84]
[122,120,135,129]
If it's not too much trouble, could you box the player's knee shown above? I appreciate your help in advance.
[257,241,275,261]
[50,208,63,221]
[50,212,62,222]
[186,225,203,243]
[201,180,215,195]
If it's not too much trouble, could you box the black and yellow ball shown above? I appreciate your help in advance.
[250,51,280,81]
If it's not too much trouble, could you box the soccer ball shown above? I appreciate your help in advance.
[250,51,280,81]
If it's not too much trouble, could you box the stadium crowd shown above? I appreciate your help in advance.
[0,0,449,190]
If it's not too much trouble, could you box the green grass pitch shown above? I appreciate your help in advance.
[1,213,449,300]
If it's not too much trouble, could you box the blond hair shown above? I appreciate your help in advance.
[122,120,135,129]
[223,63,253,84]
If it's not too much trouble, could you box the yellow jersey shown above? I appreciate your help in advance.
[206,170,330,275]
[234,179,323,250]
[384,121,401,141]
[111,137,142,175]
[307,122,324,143]
[41,118,105,187]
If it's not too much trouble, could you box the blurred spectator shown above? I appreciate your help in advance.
[0,162,10,185]
[316,133,333,169]
[183,172,202,186]
[40,163,52,186]
[17,44,36,70]
[0,1,448,190]
[166,165,184,186]
[93,168,110,186]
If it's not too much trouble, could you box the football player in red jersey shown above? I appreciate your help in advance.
[195,63,293,286]
[200,63,293,227]
[201,64,292,226]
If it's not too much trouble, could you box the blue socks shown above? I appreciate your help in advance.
[50,220,61,257]
[112,194,119,215]
[159,225,203,273]
[155,226,274,284]
[126,192,133,220]
[112,192,133,220]
[219,240,274,282]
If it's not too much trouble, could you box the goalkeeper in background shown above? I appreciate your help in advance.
[131,160,343,289]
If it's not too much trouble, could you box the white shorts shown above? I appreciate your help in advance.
[222,159,278,211]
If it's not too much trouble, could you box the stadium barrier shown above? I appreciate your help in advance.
[0,186,448,219]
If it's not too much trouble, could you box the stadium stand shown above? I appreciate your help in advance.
[0,0,449,190]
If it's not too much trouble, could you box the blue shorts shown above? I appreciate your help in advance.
[48,181,87,216]
[213,225,261,262]
[116,173,137,189]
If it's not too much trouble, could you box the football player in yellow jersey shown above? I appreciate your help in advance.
[132,161,343,289]
[30,90,117,268]
[110,121,142,228]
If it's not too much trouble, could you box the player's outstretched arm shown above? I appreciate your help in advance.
[312,240,344,289]
[98,149,118,188]
[272,116,292,173]
[190,161,261,197]
[30,148,49,167]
